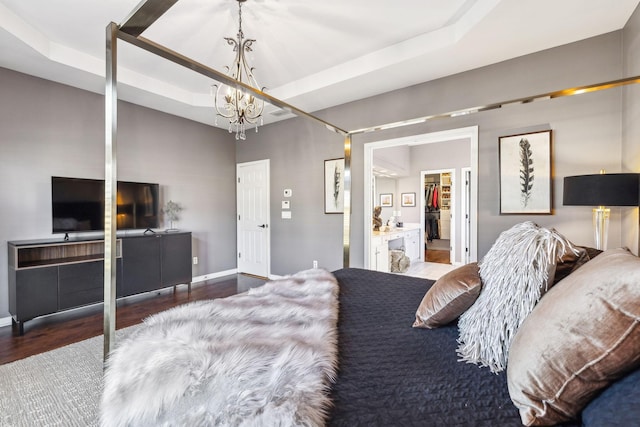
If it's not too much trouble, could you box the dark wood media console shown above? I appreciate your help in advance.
[8,232,192,335]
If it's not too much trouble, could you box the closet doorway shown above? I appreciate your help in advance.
[422,169,455,265]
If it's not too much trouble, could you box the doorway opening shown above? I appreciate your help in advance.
[364,126,478,276]
[422,169,455,265]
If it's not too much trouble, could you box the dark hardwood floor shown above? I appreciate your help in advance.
[0,274,265,365]
[425,249,450,264]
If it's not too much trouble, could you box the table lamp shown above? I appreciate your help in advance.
[563,171,640,250]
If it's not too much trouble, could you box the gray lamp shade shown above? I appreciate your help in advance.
[563,173,640,206]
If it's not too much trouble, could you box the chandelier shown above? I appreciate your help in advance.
[212,0,265,140]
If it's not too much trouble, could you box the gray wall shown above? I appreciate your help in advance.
[0,68,237,319]
[235,119,346,274]
[238,30,629,274]
[374,177,397,224]
[623,6,640,254]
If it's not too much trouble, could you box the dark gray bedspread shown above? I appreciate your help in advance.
[328,268,580,427]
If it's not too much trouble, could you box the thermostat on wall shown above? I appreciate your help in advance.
[284,189,292,197]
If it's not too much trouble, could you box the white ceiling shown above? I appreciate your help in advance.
[1,0,639,129]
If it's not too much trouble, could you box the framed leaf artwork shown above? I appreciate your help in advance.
[498,130,552,214]
[324,158,344,214]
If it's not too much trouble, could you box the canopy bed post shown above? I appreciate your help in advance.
[103,21,118,361]
[343,134,352,268]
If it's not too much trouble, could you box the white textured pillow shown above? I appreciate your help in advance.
[456,221,577,373]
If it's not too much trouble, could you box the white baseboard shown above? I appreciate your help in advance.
[191,268,238,284]
[0,316,12,329]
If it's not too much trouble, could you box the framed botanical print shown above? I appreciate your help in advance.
[324,158,344,214]
[499,130,552,214]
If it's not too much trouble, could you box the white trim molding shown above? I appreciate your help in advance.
[191,269,238,284]
[0,316,12,329]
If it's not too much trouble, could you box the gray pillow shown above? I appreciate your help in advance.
[413,262,481,328]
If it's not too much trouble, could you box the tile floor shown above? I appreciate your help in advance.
[402,260,457,280]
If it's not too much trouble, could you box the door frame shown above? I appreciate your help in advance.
[421,168,456,264]
[364,126,479,268]
[236,159,271,278]
[461,167,472,264]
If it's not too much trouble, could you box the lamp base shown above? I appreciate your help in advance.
[593,207,610,251]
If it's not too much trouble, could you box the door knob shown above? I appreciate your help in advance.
[258,224,268,228]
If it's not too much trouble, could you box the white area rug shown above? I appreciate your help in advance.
[0,327,137,427]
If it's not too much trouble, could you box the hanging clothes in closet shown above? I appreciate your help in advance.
[425,183,440,242]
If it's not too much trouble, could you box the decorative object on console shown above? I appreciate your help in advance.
[101,269,339,427]
[507,248,640,426]
[499,130,552,215]
[211,0,265,140]
[372,206,382,231]
[324,158,345,214]
[413,262,481,329]
[162,200,182,232]
[457,221,578,373]
[562,171,640,250]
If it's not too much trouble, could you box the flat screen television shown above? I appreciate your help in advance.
[52,176,160,233]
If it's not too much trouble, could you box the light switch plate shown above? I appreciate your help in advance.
[284,189,292,197]
[282,200,290,209]
[281,211,292,219]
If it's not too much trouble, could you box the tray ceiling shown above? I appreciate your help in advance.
[0,0,638,127]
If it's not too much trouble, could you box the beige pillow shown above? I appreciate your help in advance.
[507,248,640,426]
[413,262,481,329]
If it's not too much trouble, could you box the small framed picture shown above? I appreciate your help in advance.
[380,193,393,207]
[499,130,552,214]
[324,158,344,214]
[401,192,416,207]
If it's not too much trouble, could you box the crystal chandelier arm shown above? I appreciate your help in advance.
[212,84,236,119]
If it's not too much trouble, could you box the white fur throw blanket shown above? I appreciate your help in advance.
[101,269,339,427]
[457,222,577,373]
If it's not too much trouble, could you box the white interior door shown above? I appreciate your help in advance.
[237,160,270,277]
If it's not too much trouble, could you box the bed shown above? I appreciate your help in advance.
[328,240,640,427]
[102,242,640,426]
